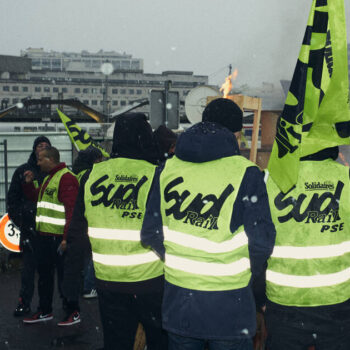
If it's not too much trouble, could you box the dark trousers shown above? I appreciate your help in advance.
[97,288,167,350]
[83,257,96,291]
[36,235,65,314]
[19,238,37,306]
[168,333,253,350]
[265,301,350,350]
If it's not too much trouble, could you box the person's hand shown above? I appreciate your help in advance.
[57,240,67,255]
[23,170,34,183]
[60,240,67,252]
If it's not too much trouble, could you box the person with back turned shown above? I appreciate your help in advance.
[63,113,167,349]
[142,99,276,349]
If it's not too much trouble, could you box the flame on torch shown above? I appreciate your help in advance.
[220,68,238,98]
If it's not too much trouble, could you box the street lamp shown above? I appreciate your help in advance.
[100,62,114,122]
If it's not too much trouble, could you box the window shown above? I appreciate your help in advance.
[35,87,41,92]
[136,89,142,95]
[131,60,140,69]
[83,100,89,105]
[53,87,59,93]
[22,86,28,92]
[129,89,134,95]
[83,88,89,94]
[100,100,104,105]
[100,88,104,94]
[44,87,50,92]
[74,88,81,93]
[92,100,97,105]
[120,100,126,106]
[24,126,38,132]
[112,89,118,94]
[32,59,40,67]
[12,86,19,92]
[112,100,118,106]
[62,87,68,93]
[121,60,130,69]
[120,89,126,94]
[12,98,19,104]
[52,59,61,67]
[3,86,9,91]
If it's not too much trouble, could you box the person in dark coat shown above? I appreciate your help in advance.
[72,146,103,298]
[63,113,167,349]
[141,102,276,349]
[7,135,51,316]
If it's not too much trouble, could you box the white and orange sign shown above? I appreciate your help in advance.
[0,213,20,253]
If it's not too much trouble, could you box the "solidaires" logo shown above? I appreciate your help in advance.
[114,175,138,183]
[304,181,334,191]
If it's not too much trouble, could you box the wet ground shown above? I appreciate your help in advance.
[0,267,103,350]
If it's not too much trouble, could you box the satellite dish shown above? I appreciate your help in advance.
[100,62,114,75]
[185,85,220,124]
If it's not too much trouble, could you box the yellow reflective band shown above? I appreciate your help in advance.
[164,227,248,253]
[37,201,65,212]
[272,241,350,259]
[266,268,350,288]
[165,254,250,276]
[36,216,66,226]
[88,227,141,241]
[92,251,160,266]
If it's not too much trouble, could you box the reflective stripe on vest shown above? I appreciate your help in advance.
[93,250,160,266]
[36,168,73,235]
[266,160,350,306]
[84,158,163,283]
[165,253,250,276]
[160,155,255,291]
[164,227,248,253]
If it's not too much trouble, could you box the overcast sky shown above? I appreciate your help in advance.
[1,0,350,88]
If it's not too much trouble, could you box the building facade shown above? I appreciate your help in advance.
[0,49,208,124]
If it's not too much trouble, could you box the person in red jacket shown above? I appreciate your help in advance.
[21,146,79,326]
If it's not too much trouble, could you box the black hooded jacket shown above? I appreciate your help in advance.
[141,122,276,339]
[64,113,163,295]
[7,136,50,241]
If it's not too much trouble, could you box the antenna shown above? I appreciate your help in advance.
[184,86,220,124]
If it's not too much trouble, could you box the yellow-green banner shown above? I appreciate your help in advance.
[268,0,350,193]
[57,109,110,158]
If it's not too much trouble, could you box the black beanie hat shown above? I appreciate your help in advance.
[202,98,243,132]
[32,136,51,151]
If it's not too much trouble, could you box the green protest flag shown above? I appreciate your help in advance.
[57,109,110,158]
[268,0,350,193]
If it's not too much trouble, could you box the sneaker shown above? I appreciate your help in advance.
[83,289,98,299]
[23,311,53,324]
[57,311,81,326]
[13,298,31,317]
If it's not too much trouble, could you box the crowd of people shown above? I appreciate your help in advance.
[6,98,350,350]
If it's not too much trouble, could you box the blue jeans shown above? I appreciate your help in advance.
[168,332,253,350]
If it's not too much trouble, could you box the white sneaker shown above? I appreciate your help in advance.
[83,289,98,299]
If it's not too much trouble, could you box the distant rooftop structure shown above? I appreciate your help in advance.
[20,48,143,72]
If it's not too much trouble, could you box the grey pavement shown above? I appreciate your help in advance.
[0,265,103,350]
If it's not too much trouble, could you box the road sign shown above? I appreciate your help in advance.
[0,213,20,253]
[149,90,179,129]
